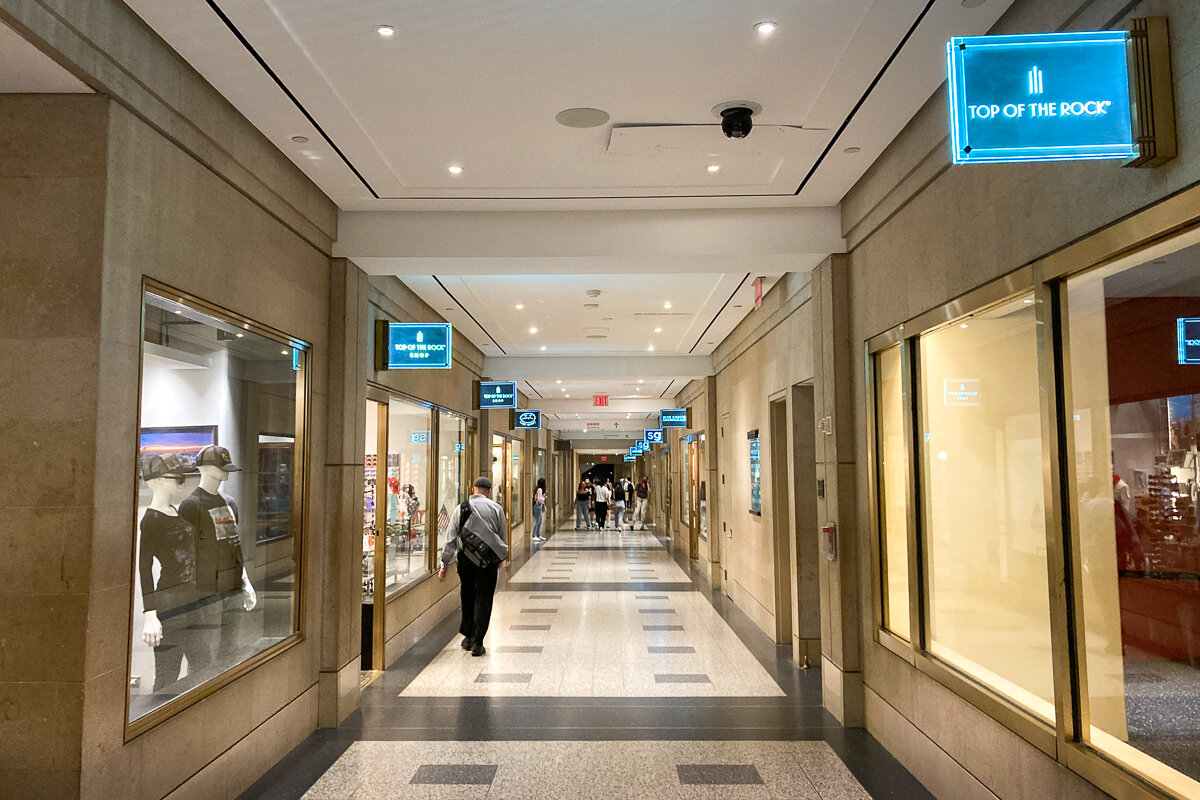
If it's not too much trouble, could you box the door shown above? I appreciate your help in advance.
[769,398,794,645]
[688,437,700,558]
[491,435,509,544]
[362,399,387,671]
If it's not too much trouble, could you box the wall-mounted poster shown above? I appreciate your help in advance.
[748,430,761,516]
[139,426,218,474]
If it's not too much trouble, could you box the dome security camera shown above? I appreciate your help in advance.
[712,101,763,140]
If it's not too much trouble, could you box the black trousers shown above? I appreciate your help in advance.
[457,557,499,644]
[595,501,609,528]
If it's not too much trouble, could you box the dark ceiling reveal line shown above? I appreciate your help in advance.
[525,380,543,399]
[689,273,750,354]
[432,276,506,355]
[660,379,675,399]
[795,0,938,196]
[204,0,380,199]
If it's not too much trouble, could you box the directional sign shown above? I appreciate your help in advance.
[479,381,518,409]
[947,31,1136,164]
[660,408,691,428]
[644,429,664,445]
[380,322,452,369]
[513,409,541,430]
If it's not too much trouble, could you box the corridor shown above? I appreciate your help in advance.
[236,524,931,800]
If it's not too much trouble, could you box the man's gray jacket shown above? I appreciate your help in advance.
[440,493,509,568]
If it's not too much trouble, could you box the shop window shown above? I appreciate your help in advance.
[917,293,1055,721]
[1065,243,1200,795]
[437,410,469,555]
[510,439,523,526]
[384,399,431,594]
[130,286,305,727]
[875,345,911,640]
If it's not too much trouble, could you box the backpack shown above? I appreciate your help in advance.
[456,500,502,568]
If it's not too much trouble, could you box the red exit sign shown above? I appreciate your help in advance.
[593,394,609,407]
[600,456,608,462]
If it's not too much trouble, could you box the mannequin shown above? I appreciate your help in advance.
[137,454,209,691]
[179,450,256,611]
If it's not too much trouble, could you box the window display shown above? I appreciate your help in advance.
[1066,242,1200,793]
[385,399,431,593]
[875,346,911,640]
[130,286,304,726]
[918,293,1055,721]
[510,439,523,526]
[437,411,470,554]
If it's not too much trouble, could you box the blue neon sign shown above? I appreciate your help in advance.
[644,429,664,444]
[947,31,1136,164]
[514,410,541,430]
[1178,319,1200,365]
[480,381,518,409]
[660,408,690,429]
[624,455,637,462]
[384,323,452,369]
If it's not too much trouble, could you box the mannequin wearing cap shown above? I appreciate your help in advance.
[179,446,257,612]
[137,454,210,689]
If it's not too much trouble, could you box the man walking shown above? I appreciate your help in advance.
[438,476,509,656]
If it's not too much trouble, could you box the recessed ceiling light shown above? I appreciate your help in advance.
[529,326,538,334]
[647,345,655,351]
[1023,299,1034,304]
[844,146,861,154]
[291,135,309,144]
[639,379,644,383]
[235,333,244,338]
[280,350,288,355]
[447,165,463,175]
[515,303,524,310]
[376,25,395,37]
[540,345,547,351]
[754,21,778,36]
[960,323,970,329]
[565,394,570,398]
[654,327,662,333]
[707,164,721,173]
[663,302,672,309]
[556,380,562,384]
[555,107,611,128]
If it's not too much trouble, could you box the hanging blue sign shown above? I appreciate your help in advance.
[630,445,644,456]
[947,31,1136,164]
[1178,319,1200,365]
[644,429,664,444]
[660,408,691,428]
[624,455,637,462]
[382,323,452,369]
[480,381,518,409]
[513,409,541,430]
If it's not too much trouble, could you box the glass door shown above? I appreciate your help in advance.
[363,400,386,672]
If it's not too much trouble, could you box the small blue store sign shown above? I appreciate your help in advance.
[1177,319,1200,365]
[624,455,637,462]
[513,409,541,430]
[660,408,690,429]
[383,323,452,369]
[947,31,1136,164]
[644,429,664,445]
[480,381,518,409]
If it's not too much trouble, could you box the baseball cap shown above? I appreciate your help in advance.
[473,476,493,490]
[141,454,186,482]
[196,445,241,472]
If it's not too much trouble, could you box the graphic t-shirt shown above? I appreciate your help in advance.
[138,508,198,613]
[180,488,246,595]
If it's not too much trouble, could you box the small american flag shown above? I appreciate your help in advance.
[437,504,451,531]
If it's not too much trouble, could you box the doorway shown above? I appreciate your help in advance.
[769,397,794,645]
[362,400,386,672]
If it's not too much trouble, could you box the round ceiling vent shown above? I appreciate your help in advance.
[556,108,611,128]
[585,289,602,298]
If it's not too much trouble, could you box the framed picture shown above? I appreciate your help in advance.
[138,425,218,473]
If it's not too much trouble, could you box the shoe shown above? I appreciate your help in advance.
[640,526,646,531]
[461,637,473,651]
[471,642,487,657]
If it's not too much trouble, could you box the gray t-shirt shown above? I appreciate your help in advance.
[440,493,509,568]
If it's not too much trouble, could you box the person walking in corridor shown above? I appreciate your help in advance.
[532,478,548,542]
[623,477,635,530]
[438,477,508,657]
[613,479,627,531]
[575,479,591,530]
[634,477,650,530]
[594,479,612,530]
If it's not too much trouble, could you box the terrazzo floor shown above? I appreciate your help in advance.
[237,521,934,800]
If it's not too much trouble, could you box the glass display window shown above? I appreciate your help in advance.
[437,410,470,555]
[384,399,431,594]
[510,438,523,526]
[917,293,1055,722]
[1065,240,1200,797]
[129,284,306,730]
[875,345,911,641]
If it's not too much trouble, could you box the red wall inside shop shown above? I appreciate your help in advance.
[1105,297,1200,405]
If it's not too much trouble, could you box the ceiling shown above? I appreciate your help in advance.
[121,0,1015,210]
[401,272,776,359]
[0,21,91,93]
